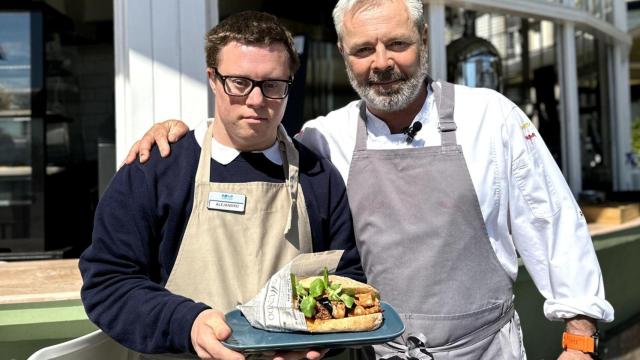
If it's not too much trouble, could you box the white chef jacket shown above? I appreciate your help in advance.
[296,81,614,323]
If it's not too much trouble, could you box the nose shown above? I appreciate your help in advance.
[372,44,392,72]
[245,85,265,107]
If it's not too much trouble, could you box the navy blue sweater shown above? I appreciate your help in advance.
[79,131,364,354]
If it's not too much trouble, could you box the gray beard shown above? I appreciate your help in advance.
[345,51,429,113]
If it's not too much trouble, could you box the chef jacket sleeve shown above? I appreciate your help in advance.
[504,105,614,322]
[296,121,332,159]
[79,163,209,354]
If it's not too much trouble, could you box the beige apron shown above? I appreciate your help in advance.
[165,122,313,311]
[112,123,313,359]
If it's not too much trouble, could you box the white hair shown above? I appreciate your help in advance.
[332,0,425,41]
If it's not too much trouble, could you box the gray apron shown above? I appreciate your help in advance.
[346,81,523,359]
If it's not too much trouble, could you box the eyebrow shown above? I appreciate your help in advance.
[347,34,416,49]
[216,70,290,81]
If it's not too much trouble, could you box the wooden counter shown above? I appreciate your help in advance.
[588,216,640,237]
[0,259,82,304]
[0,219,632,306]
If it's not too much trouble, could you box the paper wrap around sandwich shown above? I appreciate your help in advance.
[237,250,344,332]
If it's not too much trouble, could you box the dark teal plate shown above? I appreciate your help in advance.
[222,302,404,352]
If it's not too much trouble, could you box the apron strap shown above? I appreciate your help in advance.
[433,81,458,148]
[380,304,515,359]
[195,122,215,184]
[277,125,301,235]
[354,102,368,152]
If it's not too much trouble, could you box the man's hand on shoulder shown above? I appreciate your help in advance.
[123,119,189,166]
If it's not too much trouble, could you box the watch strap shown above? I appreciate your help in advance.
[562,331,598,353]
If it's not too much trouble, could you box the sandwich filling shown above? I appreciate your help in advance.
[291,268,381,321]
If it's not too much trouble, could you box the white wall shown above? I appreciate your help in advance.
[113,0,218,164]
[427,1,447,82]
[611,0,633,190]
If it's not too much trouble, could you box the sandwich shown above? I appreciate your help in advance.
[291,268,383,332]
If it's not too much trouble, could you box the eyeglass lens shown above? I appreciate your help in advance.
[225,77,288,98]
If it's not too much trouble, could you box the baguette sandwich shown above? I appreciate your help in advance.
[291,268,383,332]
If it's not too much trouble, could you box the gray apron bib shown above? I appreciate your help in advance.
[346,81,522,359]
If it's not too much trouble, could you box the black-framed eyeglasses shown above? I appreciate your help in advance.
[212,68,292,100]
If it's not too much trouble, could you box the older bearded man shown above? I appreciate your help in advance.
[126,0,613,359]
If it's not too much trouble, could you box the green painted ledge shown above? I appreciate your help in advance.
[0,299,97,359]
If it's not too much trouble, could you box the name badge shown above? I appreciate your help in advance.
[208,192,246,213]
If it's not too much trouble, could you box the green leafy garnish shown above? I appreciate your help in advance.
[340,293,355,308]
[342,288,356,297]
[323,266,329,288]
[296,284,308,297]
[300,296,316,318]
[309,278,325,298]
[291,274,297,298]
[294,268,358,318]
[327,284,342,301]
[291,273,308,297]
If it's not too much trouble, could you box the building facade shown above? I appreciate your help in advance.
[1,1,640,358]
[114,0,635,194]
[0,0,636,255]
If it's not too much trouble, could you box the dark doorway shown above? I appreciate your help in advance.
[0,0,114,259]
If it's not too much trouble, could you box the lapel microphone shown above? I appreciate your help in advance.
[403,122,422,144]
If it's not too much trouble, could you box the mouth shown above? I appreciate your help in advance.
[369,79,402,87]
[367,79,404,95]
[241,116,269,125]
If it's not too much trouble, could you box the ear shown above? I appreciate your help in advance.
[206,68,216,94]
[337,41,344,56]
[421,24,429,48]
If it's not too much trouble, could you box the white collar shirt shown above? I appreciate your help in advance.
[296,81,614,322]
[194,119,283,166]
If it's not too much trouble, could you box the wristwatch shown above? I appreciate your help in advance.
[562,331,599,355]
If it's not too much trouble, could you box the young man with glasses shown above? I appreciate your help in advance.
[79,11,363,360]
